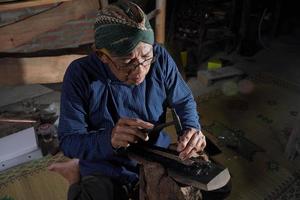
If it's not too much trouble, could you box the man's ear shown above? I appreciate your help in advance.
[96,50,109,64]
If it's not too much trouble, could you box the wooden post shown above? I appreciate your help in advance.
[155,0,166,44]
[99,0,108,8]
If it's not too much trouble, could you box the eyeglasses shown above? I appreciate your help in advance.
[100,51,156,73]
[116,55,156,72]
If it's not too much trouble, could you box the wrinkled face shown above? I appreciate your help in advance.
[99,42,154,85]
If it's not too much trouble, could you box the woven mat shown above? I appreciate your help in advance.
[196,73,300,200]
[0,153,68,200]
[265,171,300,200]
[1,73,300,200]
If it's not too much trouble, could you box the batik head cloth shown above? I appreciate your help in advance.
[94,1,154,56]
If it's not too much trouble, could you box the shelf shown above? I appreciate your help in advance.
[0,0,72,12]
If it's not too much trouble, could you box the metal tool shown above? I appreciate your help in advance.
[127,109,230,191]
[141,108,183,135]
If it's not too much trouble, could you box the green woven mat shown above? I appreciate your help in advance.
[0,153,67,189]
[0,196,15,200]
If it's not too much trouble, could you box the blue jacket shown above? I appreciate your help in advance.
[58,44,200,184]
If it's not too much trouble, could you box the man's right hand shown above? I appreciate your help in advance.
[111,118,154,149]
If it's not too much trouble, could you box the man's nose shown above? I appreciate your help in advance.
[133,64,143,72]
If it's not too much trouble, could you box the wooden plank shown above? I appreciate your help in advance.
[155,0,166,44]
[0,0,99,52]
[0,85,52,107]
[0,0,72,12]
[0,55,84,85]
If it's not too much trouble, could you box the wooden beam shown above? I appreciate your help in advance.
[155,0,166,44]
[0,0,99,52]
[0,55,84,85]
[0,0,72,12]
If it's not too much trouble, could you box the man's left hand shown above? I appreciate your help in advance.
[177,128,206,160]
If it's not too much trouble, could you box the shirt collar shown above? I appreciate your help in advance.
[91,52,122,83]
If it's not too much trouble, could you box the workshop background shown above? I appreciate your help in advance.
[0,0,299,199]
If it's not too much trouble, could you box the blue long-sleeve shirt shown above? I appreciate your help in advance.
[58,43,200,184]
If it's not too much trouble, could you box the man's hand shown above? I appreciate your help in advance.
[177,128,206,160]
[111,118,154,149]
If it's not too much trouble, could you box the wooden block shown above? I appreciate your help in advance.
[197,67,244,86]
[139,160,203,200]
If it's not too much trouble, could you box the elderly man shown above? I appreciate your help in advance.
[49,1,230,200]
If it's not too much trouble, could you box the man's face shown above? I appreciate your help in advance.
[103,42,154,85]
